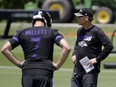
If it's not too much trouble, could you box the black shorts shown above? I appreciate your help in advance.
[22,75,54,87]
[71,72,98,87]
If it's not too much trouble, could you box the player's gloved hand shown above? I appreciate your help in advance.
[18,60,25,69]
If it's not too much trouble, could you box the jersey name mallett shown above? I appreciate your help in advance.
[25,29,47,35]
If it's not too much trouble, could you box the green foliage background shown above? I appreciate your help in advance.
[0,0,38,9]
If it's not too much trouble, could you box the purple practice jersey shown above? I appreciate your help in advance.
[9,26,63,77]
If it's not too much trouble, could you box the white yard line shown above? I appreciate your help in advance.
[0,23,116,28]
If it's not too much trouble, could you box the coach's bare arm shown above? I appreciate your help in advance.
[52,38,71,70]
[1,41,23,68]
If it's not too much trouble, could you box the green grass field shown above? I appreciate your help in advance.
[0,23,116,87]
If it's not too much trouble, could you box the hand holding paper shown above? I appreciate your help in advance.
[79,56,94,73]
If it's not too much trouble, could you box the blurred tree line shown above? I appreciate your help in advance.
[0,0,37,9]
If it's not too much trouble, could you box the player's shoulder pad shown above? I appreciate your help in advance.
[16,29,23,34]
[53,29,62,34]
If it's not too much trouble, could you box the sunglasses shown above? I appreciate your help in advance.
[76,16,84,19]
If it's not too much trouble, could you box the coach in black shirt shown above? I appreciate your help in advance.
[71,8,113,87]
[1,10,71,87]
